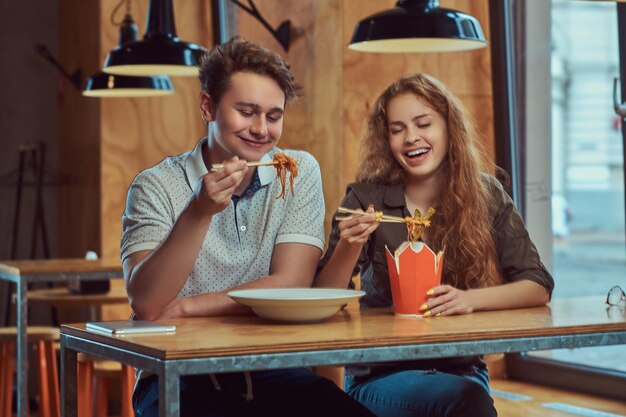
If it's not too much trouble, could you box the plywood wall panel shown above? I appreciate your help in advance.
[97,1,212,320]
[73,0,493,261]
[99,1,212,260]
[342,0,494,195]
[59,1,495,323]
[459,95,496,162]
[436,0,493,97]
[233,0,494,233]
[237,0,344,234]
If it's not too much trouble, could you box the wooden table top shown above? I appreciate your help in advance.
[28,286,128,306]
[0,258,122,276]
[61,296,626,361]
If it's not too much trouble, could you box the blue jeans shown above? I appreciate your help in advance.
[345,366,497,417]
[133,368,376,417]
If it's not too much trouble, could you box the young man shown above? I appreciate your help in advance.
[121,38,375,417]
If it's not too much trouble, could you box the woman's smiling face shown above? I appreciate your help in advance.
[386,93,448,182]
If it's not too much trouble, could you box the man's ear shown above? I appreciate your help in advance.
[199,91,216,123]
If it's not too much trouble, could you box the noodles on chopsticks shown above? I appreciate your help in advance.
[210,152,298,199]
[273,152,298,199]
[336,206,435,242]
[404,207,435,241]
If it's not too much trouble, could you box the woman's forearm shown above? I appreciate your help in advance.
[315,240,364,288]
[467,280,551,312]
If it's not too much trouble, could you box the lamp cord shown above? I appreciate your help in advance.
[230,0,278,41]
[229,0,291,52]
[111,0,131,26]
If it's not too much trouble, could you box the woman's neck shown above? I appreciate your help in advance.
[403,173,440,214]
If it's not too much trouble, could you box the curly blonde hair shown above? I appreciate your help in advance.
[357,73,500,289]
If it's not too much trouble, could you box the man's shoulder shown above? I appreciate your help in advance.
[276,148,317,163]
[131,151,190,189]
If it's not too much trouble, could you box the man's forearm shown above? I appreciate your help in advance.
[127,202,212,320]
[166,243,322,318]
[171,271,313,318]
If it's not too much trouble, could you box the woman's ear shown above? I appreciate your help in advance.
[199,91,216,123]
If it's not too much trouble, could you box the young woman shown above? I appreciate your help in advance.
[316,73,554,417]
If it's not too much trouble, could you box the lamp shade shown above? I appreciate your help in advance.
[82,72,174,97]
[103,0,207,76]
[349,0,487,53]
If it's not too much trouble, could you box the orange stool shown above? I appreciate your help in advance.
[77,354,135,417]
[0,326,60,417]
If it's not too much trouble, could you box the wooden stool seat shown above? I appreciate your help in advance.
[0,326,60,417]
[27,286,128,307]
[0,326,60,342]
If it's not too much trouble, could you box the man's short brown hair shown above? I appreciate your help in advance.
[199,37,301,105]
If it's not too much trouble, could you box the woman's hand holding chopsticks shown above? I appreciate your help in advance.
[336,205,381,244]
[336,207,405,223]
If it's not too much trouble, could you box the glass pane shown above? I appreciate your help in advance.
[529,0,626,372]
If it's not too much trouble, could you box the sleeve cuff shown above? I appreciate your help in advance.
[121,242,160,262]
[275,234,325,251]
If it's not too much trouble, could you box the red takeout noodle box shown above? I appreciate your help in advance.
[385,242,444,317]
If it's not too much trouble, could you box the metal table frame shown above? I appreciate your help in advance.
[60,328,626,417]
[0,267,121,417]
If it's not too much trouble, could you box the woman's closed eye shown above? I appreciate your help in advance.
[389,124,405,135]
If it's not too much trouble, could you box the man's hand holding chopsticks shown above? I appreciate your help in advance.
[191,156,248,218]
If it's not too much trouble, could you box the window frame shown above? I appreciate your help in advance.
[492,0,626,401]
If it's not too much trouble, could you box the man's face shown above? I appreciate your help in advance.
[201,71,286,163]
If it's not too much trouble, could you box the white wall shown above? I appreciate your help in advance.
[525,0,553,271]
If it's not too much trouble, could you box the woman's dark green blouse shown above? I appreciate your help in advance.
[318,174,554,380]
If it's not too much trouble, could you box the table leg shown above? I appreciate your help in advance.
[60,336,78,417]
[16,278,28,417]
[159,364,180,417]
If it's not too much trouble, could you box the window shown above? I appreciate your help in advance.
[508,0,626,400]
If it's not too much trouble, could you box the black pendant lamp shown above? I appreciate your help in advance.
[103,0,207,76]
[349,0,487,53]
[83,8,174,97]
[82,72,173,97]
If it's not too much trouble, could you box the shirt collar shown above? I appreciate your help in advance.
[383,184,406,208]
[185,138,208,188]
[257,150,277,186]
[184,137,278,188]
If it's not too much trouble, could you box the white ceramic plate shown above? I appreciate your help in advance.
[228,288,365,323]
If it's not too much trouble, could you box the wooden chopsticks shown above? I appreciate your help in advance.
[336,207,406,223]
[210,160,278,171]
